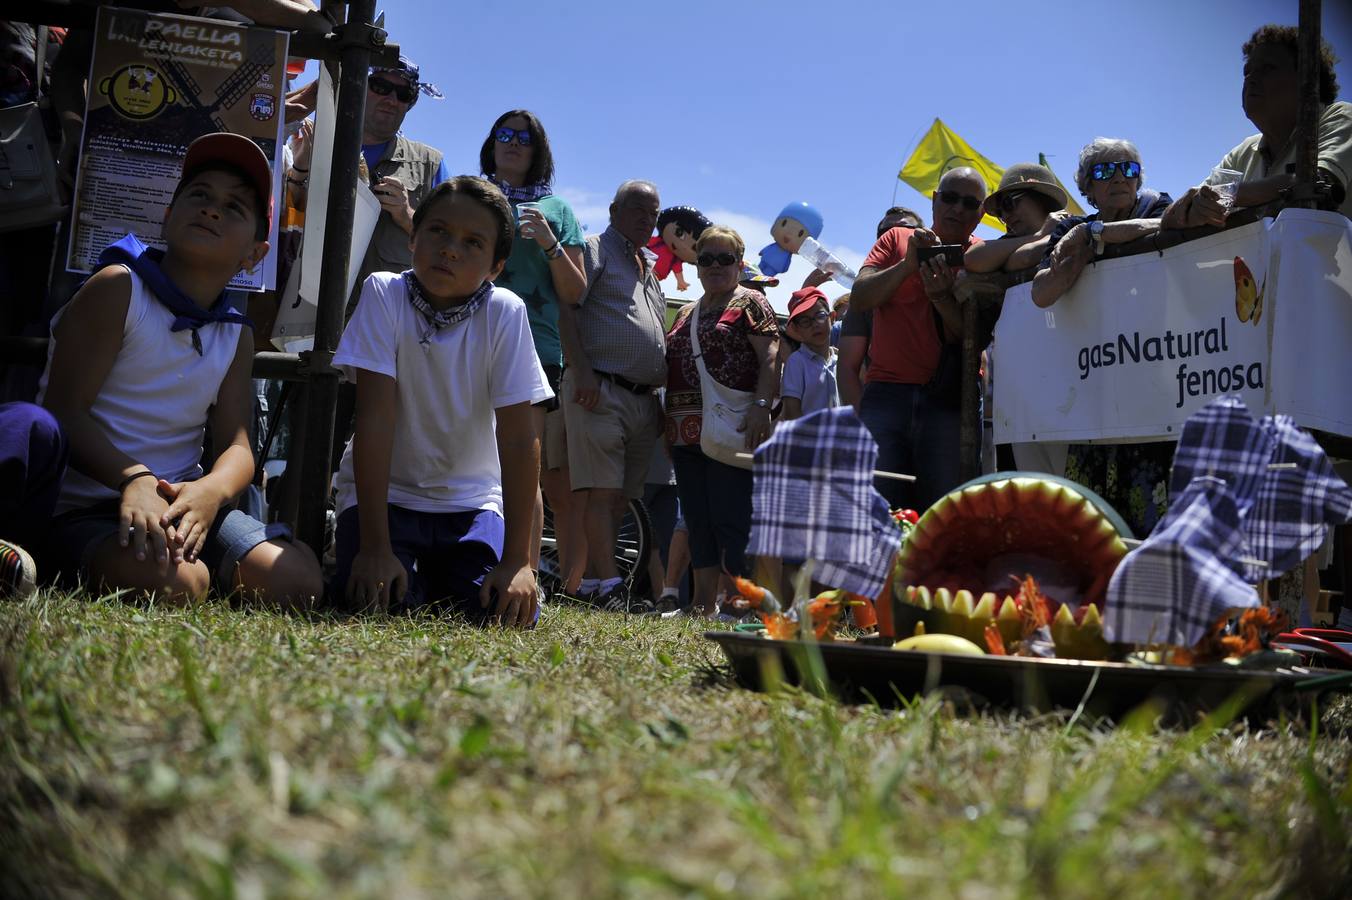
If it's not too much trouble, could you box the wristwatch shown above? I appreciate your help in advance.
[1088,220,1105,256]
[753,398,771,409]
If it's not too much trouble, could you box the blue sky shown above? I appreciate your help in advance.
[359,0,1352,311]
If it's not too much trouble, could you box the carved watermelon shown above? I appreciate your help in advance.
[896,475,1129,610]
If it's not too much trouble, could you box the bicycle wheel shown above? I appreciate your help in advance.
[539,497,653,596]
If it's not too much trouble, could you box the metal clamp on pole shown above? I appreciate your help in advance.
[295,349,339,378]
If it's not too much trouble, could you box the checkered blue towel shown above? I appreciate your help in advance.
[1169,395,1352,581]
[1105,475,1260,646]
[747,407,901,597]
[1249,415,1352,575]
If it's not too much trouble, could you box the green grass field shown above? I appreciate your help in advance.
[2,592,1350,898]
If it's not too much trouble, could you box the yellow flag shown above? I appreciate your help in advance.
[898,118,1005,232]
[1040,153,1087,216]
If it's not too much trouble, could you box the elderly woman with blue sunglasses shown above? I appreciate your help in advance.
[1031,137,1172,309]
[1030,138,1176,539]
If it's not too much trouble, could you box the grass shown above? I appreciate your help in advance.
[1,591,1350,899]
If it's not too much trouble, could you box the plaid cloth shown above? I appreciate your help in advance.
[1249,415,1352,576]
[747,407,900,597]
[1169,396,1352,581]
[1105,475,1260,646]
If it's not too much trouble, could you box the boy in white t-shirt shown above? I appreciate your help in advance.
[331,176,552,626]
[38,134,322,606]
[780,287,840,420]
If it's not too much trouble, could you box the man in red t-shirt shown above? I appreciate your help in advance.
[851,167,986,510]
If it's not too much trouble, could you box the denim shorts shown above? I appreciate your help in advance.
[44,499,292,593]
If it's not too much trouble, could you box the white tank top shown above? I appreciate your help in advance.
[38,266,244,514]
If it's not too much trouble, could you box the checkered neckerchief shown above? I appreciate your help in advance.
[747,407,901,597]
[1105,475,1260,647]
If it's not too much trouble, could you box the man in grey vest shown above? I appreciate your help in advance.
[352,55,449,307]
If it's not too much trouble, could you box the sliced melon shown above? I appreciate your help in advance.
[897,476,1129,610]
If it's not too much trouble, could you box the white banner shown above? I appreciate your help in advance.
[994,209,1352,444]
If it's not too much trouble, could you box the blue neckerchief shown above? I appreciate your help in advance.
[96,234,253,355]
[487,175,551,203]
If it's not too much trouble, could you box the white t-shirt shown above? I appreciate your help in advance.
[37,266,244,514]
[332,272,553,516]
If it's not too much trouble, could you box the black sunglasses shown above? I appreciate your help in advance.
[995,191,1030,215]
[368,78,416,104]
[938,190,983,211]
[697,252,739,268]
[494,126,533,146]
[1090,160,1142,181]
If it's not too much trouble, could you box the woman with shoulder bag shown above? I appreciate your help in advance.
[663,226,779,616]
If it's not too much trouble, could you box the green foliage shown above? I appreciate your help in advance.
[0,592,1349,898]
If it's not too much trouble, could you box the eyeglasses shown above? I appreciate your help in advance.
[790,310,830,327]
[494,126,533,147]
[994,191,1029,216]
[697,252,739,267]
[937,190,983,211]
[368,78,416,104]
[1090,160,1142,181]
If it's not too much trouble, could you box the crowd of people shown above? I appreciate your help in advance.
[0,11,1349,628]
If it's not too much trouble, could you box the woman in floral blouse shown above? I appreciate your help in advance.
[664,226,779,615]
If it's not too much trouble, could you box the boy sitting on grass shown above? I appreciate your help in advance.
[39,133,322,606]
[330,176,552,627]
[780,287,839,420]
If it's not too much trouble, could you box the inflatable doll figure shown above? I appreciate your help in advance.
[647,206,711,292]
[758,201,823,277]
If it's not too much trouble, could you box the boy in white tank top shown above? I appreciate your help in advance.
[329,176,552,625]
[38,134,322,607]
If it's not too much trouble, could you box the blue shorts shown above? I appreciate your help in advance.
[44,499,292,593]
[330,503,533,624]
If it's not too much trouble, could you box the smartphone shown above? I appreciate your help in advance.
[917,243,965,267]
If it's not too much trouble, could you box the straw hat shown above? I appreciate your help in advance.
[982,163,1068,218]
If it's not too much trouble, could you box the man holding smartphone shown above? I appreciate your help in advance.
[850,167,987,511]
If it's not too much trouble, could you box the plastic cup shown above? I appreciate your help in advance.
[1210,167,1243,210]
[516,201,541,232]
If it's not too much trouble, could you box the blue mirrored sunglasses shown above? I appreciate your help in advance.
[1090,160,1142,181]
[494,126,533,146]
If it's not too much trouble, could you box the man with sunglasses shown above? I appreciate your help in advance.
[851,168,986,511]
[351,56,449,306]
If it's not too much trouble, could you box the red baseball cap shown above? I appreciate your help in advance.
[181,132,274,231]
[787,286,828,321]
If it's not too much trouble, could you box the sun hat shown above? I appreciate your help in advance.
[982,162,1068,218]
[739,260,779,287]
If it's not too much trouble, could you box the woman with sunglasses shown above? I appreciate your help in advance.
[478,110,588,594]
[1032,138,1175,539]
[1031,138,1171,309]
[965,163,1069,273]
[664,226,779,616]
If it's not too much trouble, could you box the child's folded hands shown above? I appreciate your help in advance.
[158,478,228,564]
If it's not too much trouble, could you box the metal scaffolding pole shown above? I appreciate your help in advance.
[292,0,381,551]
[1274,0,1323,625]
